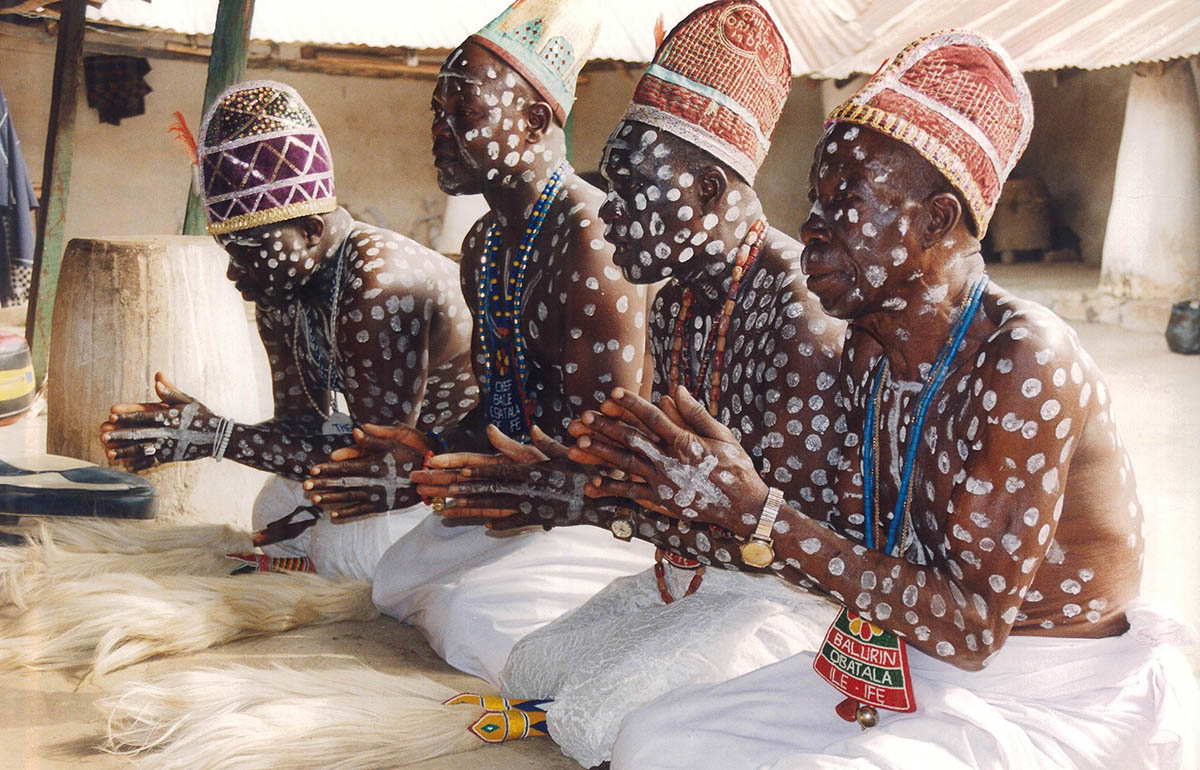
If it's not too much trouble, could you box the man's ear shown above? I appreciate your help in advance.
[526,101,554,142]
[299,215,326,248]
[921,192,963,248]
[697,165,728,212]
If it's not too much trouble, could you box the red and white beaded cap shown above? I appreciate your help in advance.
[826,30,1034,236]
[618,0,792,184]
[197,80,337,236]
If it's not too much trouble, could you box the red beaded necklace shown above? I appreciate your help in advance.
[656,219,767,604]
[669,219,766,414]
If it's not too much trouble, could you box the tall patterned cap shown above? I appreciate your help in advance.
[620,0,792,184]
[198,80,337,235]
[827,30,1033,236]
[468,0,601,125]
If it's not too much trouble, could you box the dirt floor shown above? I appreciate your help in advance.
[1,318,1197,769]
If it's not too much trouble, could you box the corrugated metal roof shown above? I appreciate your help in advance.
[794,0,1200,78]
[78,0,1200,76]
[82,0,698,60]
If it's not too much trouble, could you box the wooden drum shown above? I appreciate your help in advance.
[46,236,273,526]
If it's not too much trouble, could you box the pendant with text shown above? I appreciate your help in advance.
[485,345,531,441]
[813,607,916,716]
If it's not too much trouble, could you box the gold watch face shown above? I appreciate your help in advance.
[610,518,634,541]
[740,539,774,568]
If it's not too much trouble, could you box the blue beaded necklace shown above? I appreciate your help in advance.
[475,163,567,440]
[862,274,988,556]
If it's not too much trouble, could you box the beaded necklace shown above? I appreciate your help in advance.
[290,235,352,418]
[862,273,988,555]
[655,219,767,603]
[815,273,987,729]
[475,163,567,441]
[668,219,766,414]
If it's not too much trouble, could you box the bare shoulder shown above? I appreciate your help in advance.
[548,176,630,293]
[978,285,1103,398]
[341,223,462,312]
[560,172,607,220]
[957,284,1112,442]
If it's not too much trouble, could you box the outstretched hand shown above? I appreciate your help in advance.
[100,372,220,472]
[304,422,429,520]
[574,385,768,537]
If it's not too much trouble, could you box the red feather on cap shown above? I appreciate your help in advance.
[168,111,198,167]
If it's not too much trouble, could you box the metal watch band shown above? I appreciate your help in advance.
[753,487,785,542]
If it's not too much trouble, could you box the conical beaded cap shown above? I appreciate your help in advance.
[198,80,337,235]
[827,30,1033,236]
[621,0,792,184]
[469,0,601,125]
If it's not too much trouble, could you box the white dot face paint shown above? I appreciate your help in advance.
[599,120,764,286]
[220,220,323,305]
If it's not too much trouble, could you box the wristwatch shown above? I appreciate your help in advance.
[609,506,636,541]
[739,487,784,568]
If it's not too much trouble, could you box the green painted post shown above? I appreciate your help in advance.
[24,0,86,387]
[181,0,256,235]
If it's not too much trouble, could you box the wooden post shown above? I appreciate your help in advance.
[181,0,256,235]
[24,0,86,388]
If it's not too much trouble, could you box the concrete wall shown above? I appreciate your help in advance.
[1,32,447,244]
[1014,67,1132,265]
[569,66,640,172]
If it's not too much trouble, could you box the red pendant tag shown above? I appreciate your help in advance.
[813,607,916,715]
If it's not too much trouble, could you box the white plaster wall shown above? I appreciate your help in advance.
[1101,61,1200,299]
[1,32,447,245]
[1015,68,1132,265]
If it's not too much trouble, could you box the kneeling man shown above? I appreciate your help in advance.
[101,80,476,578]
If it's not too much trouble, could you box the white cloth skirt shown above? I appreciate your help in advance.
[501,563,842,767]
[252,476,427,581]
[371,516,657,686]
[608,602,1199,770]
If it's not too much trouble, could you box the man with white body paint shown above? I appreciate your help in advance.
[413,4,849,765]
[308,0,655,685]
[558,31,1197,769]
[102,80,476,579]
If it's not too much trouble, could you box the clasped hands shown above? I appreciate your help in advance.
[409,385,770,538]
[310,420,577,525]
